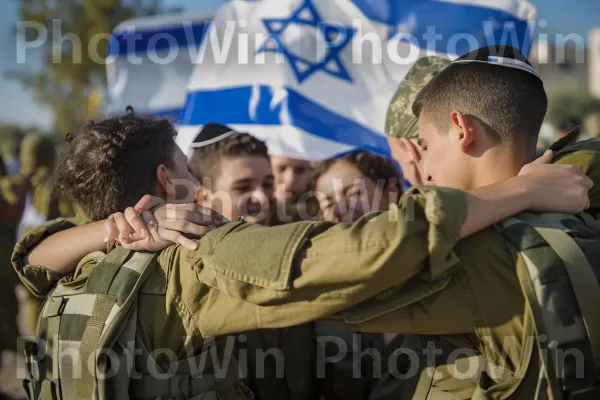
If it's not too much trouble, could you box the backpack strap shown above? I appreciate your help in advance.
[74,247,157,398]
[517,212,600,370]
[501,212,600,399]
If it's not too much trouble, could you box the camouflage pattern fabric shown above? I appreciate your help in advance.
[385,56,451,139]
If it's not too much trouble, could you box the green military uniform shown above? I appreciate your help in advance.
[385,56,451,140]
[16,134,77,334]
[164,140,600,399]
[13,185,466,399]
[272,200,379,400]
[13,140,600,399]
[384,55,476,399]
[239,203,319,400]
[13,218,254,399]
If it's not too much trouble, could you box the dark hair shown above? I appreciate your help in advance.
[189,132,269,188]
[308,150,402,196]
[558,115,581,133]
[56,114,177,221]
[412,63,547,152]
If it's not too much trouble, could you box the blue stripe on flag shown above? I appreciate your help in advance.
[108,22,210,57]
[180,86,389,151]
[352,0,531,55]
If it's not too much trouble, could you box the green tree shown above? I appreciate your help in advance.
[10,0,161,135]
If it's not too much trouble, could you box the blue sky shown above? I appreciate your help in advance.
[0,0,598,131]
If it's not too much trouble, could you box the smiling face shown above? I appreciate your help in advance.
[200,155,275,225]
[315,159,395,223]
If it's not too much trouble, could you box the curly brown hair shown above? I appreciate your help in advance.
[189,132,269,188]
[56,114,177,221]
[307,150,402,206]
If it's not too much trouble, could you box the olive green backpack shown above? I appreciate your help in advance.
[22,246,232,400]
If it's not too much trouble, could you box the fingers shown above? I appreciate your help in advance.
[135,195,166,213]
[112,212,135,244]
[157,219,214,237]
[157,227,199,251]
[124,207,148,240]
[531,149,553,165]
[103,215,119,251]
[140,210,159,231]
[156,204,228,226]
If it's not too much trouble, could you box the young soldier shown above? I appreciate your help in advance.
[11,115,260,400]
[14,47,596,400]
[110,46,600,398]
[188,123,275,226]
[310,150,403,399]
[15,133,77,334]
[385,56,451,187]
[189,123,317,400]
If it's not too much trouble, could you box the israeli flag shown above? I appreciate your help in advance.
[177,0,537,160]
[106,12,213,122]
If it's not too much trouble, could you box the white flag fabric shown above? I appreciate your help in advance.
[176,0,537,160]
[106,12,213,122]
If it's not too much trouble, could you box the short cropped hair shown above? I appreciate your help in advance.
[412,63,547,151]
[57,114,177,221]
[189,133,270,188]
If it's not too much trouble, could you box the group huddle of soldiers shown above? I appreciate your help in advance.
[1,45,600,400]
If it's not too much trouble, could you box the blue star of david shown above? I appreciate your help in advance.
[257,0,356,84]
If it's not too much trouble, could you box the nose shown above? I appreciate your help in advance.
[331,201,353,224]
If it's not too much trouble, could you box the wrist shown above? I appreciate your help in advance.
[511,175,539,211]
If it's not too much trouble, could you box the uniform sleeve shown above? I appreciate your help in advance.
[180,186,467,331]
[326,227,521,339]
[11,217,89,298]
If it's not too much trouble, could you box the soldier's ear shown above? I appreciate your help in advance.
[156,164,176,198]
[451,111,475,153]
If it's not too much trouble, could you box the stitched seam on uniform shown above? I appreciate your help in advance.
[278,221,314,289]
[460,265,484,330]
[305,240,392,258]
[166,246,204,345]
[205,223,314,290]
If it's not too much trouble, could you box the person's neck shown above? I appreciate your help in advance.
[471,150,528,189]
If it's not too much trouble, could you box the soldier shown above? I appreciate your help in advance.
[189,123,276,226]
[383,55,487,399]
[106,46,600,399]
[13,47,597,400]
[309,150,403,399]
[385,56,451,187]
[15,133,77,335]
[189,123,318,400]
[12,114,264,399]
